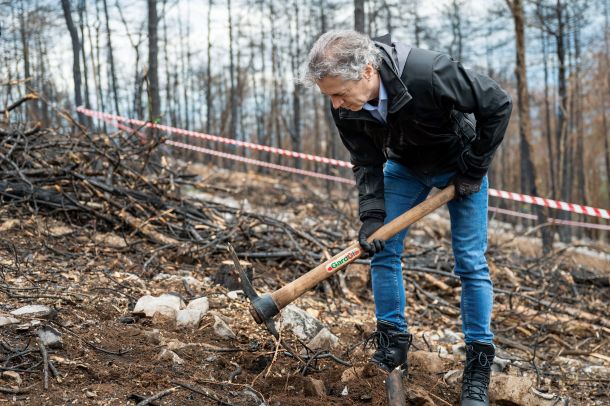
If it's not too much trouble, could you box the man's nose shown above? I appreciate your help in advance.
[331,96,343,109]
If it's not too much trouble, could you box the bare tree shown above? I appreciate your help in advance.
[18,0,34,119]
[102,0,120,116]
[444,0,466,60]
[506,0,553,253]
[228,0,237,139]
[116,1,145,119]
[147,0,161,123]
[290,0,303,166]
[354,0,365,32]
[77,0,92,127]
[206,0,213,134]
[61,0,84,124]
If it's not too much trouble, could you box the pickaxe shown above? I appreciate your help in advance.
[238,185,455,329]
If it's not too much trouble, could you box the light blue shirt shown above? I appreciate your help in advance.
[363,79,388,123]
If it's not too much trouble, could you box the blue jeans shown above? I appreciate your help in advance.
[370,160,493,344]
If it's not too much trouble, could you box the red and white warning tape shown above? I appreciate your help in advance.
[487,207,610,231]
[80,107,610,222]
[77,106,352,168]
[107,120,355,185]
[488,189,608,219]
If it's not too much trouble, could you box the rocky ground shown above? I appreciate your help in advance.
[1,123,609,405]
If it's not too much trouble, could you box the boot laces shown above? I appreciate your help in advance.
[463,352,492,401]
[365,330,391,351]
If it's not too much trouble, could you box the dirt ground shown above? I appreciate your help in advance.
[1,164,609,405]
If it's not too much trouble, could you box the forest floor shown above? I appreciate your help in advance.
[1,122,609,405]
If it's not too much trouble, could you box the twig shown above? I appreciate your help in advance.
[264,320,283,378]
[135,386,180,406]
[171,381,237,406]
[0,384,37,394]
[36,336,49,390]
[228,362,242,382]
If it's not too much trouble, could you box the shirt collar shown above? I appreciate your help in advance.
[363,79,387,111]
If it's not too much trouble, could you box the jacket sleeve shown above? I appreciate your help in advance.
[431,53,513,178]
[330,107,387,220]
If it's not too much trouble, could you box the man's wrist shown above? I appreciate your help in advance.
[360,210,386,222]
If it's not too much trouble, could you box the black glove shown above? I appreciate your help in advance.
[358,212,386,257]
[453,173,483,199]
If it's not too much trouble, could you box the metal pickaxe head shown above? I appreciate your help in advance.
[226,244,280,338]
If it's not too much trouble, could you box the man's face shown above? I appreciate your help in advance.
[316,65,378,111]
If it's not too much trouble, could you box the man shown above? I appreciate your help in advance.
[302,30,511,406]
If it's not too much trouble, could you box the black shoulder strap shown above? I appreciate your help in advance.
[374,38,412,77]
[393,42,412,77]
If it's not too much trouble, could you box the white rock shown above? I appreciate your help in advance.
[226,290,244,300]
[158,349,184,365]
[213,314,236,340]
[133,294,184,318]
[341,386,349,396]
[176,297,209,328]
[443,369,462,385]
[187,297,209,313]
[493,355,511,372]
[490,374,563,406]
[307,328,339,351]
[281,304,324,341]
[10,305,53,319]
[583,365,610,379]
[182,276,203,289]
[37,326,63,349]
[176,309,203,328]
[152,273,178,282]
[0,316,20,327]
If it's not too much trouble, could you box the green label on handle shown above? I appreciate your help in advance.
[326,248,360,272]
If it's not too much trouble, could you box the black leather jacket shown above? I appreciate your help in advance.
[331,36,512,219]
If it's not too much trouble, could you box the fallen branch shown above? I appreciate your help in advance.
[1,93,39,115]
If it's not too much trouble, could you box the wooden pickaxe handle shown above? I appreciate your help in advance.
[266,185,455,313]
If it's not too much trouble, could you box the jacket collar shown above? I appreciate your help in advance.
[337,40,412,120]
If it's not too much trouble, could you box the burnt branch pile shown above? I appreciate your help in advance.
[0,123,354,278]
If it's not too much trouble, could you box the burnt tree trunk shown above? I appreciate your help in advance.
[354,0,365,33]
[206,0,213,135]
[147,0,161,124]
[102,0,120,116]
[507,0,553,253]
[61,0,84,124]
[78,0,92,127]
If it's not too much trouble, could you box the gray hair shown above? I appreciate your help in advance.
[300,30,382,86]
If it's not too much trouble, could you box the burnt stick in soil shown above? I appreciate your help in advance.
[237,186,455,326]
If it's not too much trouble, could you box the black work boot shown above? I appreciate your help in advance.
[461,342,495,406]
[369,320,412,372]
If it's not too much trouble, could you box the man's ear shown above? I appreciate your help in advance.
[363,64,374,80]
